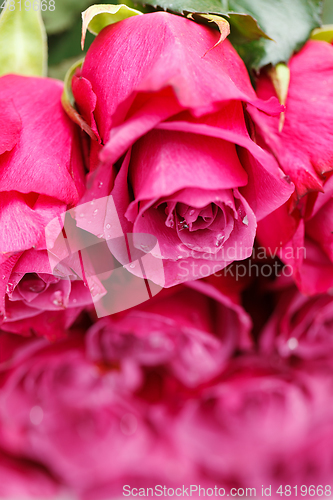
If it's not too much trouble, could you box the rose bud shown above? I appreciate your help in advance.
[249,40,333,201]
[72,12,293,287]
[0,75,87,333]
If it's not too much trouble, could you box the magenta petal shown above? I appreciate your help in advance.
[0,100,21,155]
[250,40,333,197]
[0,75,85,205]
[72,74,101,142]
[100,87,184,164]
[81,12,282,143]
[156,112,294,219]
[128,129,248,205]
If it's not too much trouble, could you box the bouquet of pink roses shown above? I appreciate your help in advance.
[1,0,333,498]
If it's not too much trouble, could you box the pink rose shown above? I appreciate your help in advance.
[260,281,333,359]
[247,40,333,295]
[249,40,333,200]
[0,278,251,497]
[0,75,87,334]
[257,173,333,295]
[0,249,93,339]
[72,12,293,287]
[87,280,252,389]
[173,357,333,492]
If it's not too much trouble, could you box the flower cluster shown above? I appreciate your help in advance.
[1,9,333,500]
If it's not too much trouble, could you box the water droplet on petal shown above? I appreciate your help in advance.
[178,220,189,231]
[93,209,98,216]
[98,181,103,188]
[215,234,224,247]
[52,291,64,307]
[90,199,95,206]
[287,337,298,351]
[189,209,195,216]
[106,223,111,229]
[120,413,138,436]
[73,298,77,304]
[30,406,43,426]
[242,215,249,226]
[79,213,84,218]
[98,234,104,239]
[2,275,6,280]
[129,263,135,269]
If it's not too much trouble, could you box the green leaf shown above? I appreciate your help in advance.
[134,0,323,69]
[81,3,142,48]
[0,0,47,77]
[42,0,94,35]
[322,0,333,24]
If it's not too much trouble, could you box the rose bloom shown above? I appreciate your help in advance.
[173,357,333,493]
[257,172,333,295]
[72,12,293,287]
[0,75,89,337]
[249,40,333,294]
[249,40,333,200]
[87,280,252,388]
[259,280,333,359]
[0,278,251,499]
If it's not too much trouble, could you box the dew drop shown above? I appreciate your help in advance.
[79,213,84,218]
[90,199,95,206]
[189,209,195,216]
[178,220,189,231]
[120,413,137,436]
[98,181,103,188]
[106,223,111,229]
[287,337,298,351]
[129,263,135,269]
[93,209,98,216]
[242,215,249,226]
[30,406,43,426]
[2,275,6,280]
[52,291,64,307]
[73,298,77,304]
[98,234,104,239]
[215,234,224,247]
